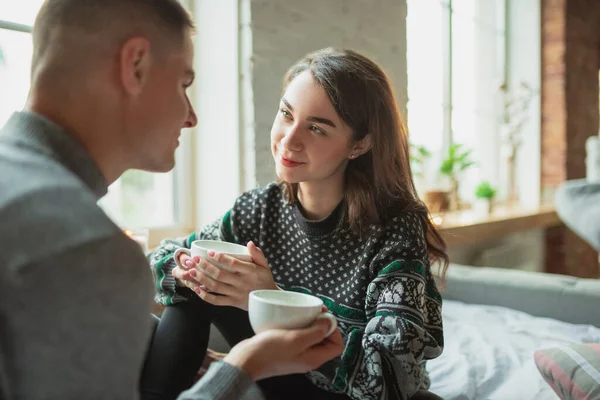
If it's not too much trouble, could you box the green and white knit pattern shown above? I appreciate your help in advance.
[149,219,221,305]
[149,183,443,400]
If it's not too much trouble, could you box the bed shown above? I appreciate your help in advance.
[429,264,600,400]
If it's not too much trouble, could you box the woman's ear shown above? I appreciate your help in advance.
[351,134,372,158]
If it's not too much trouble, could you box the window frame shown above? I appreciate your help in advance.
[0,20,32,34]
[440,0,508,156]
[407,0,510,201]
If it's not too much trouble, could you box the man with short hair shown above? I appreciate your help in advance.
[0,0,342,398]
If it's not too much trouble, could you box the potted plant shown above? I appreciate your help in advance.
[439,143,475,210]
[474,180,497,216]
[423,190,451,213]
[411,143,453,213]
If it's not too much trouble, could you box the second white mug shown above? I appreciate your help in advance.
[248,290,338,337]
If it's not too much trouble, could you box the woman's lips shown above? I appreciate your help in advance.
[280,156,304,168]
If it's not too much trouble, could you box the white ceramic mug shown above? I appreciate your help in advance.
[173,240,251,273]
[248,290,338,337]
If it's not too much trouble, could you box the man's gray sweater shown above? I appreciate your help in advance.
[0,112,261,399]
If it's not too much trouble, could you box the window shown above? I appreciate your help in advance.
[0,0,41,128]
[407,0,507,203]
[0,1,193,231]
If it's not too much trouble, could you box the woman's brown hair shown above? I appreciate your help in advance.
[279,48,449,278]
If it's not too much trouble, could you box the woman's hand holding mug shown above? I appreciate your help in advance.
[172,240,279,310]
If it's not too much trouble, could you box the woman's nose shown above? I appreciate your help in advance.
[281,125,303,152]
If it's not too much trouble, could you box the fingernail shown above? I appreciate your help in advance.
[193,256,201,263]
[316,319,331,334]
[190,270,197,277]
[207,250,215,258]
[194,286,206,294]
[185,260,194,268]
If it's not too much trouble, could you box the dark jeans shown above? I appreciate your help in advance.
[139,294,443,400]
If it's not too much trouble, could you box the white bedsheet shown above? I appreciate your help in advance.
[427,300,600,400]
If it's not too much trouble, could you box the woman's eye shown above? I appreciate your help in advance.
[309,125,326,136]
[280,109,292,119]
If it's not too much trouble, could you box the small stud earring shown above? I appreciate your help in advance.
[350,154,356,159]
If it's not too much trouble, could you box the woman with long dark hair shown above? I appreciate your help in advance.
[142,47,448,400]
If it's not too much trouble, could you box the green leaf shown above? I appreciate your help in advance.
[418,147,431,157]
[457,149,472,163]
[448,144,458,158]
[459,161,476,171]
[440,159,454,175]
[475,181,497,199]
[439,142,476,179]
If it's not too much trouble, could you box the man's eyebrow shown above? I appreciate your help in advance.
[281,97,337,128]
[282,97,294,111]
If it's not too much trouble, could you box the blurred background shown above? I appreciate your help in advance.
[1,0,598,278]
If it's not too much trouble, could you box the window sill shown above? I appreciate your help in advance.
[147,226,194,249]
[436,205,561,247]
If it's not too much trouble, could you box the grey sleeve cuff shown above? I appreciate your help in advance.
[176,361,264,400]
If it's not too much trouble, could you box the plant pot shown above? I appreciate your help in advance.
[424,190,451,213]
[473,199,494,218]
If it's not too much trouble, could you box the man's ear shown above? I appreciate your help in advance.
[119,37,151,96]
[352,134,372,157]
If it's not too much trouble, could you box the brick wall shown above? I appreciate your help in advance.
[541,0,600,278]
[541,0,566,203]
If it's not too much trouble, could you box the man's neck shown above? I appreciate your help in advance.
[26,95,128,186]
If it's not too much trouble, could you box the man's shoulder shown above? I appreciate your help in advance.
[0,137,94,203]
[0,160,120,272]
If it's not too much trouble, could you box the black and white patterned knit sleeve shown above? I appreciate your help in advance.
[148,183,276,306]
[149,212,235,306]
[334,213,444,400]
